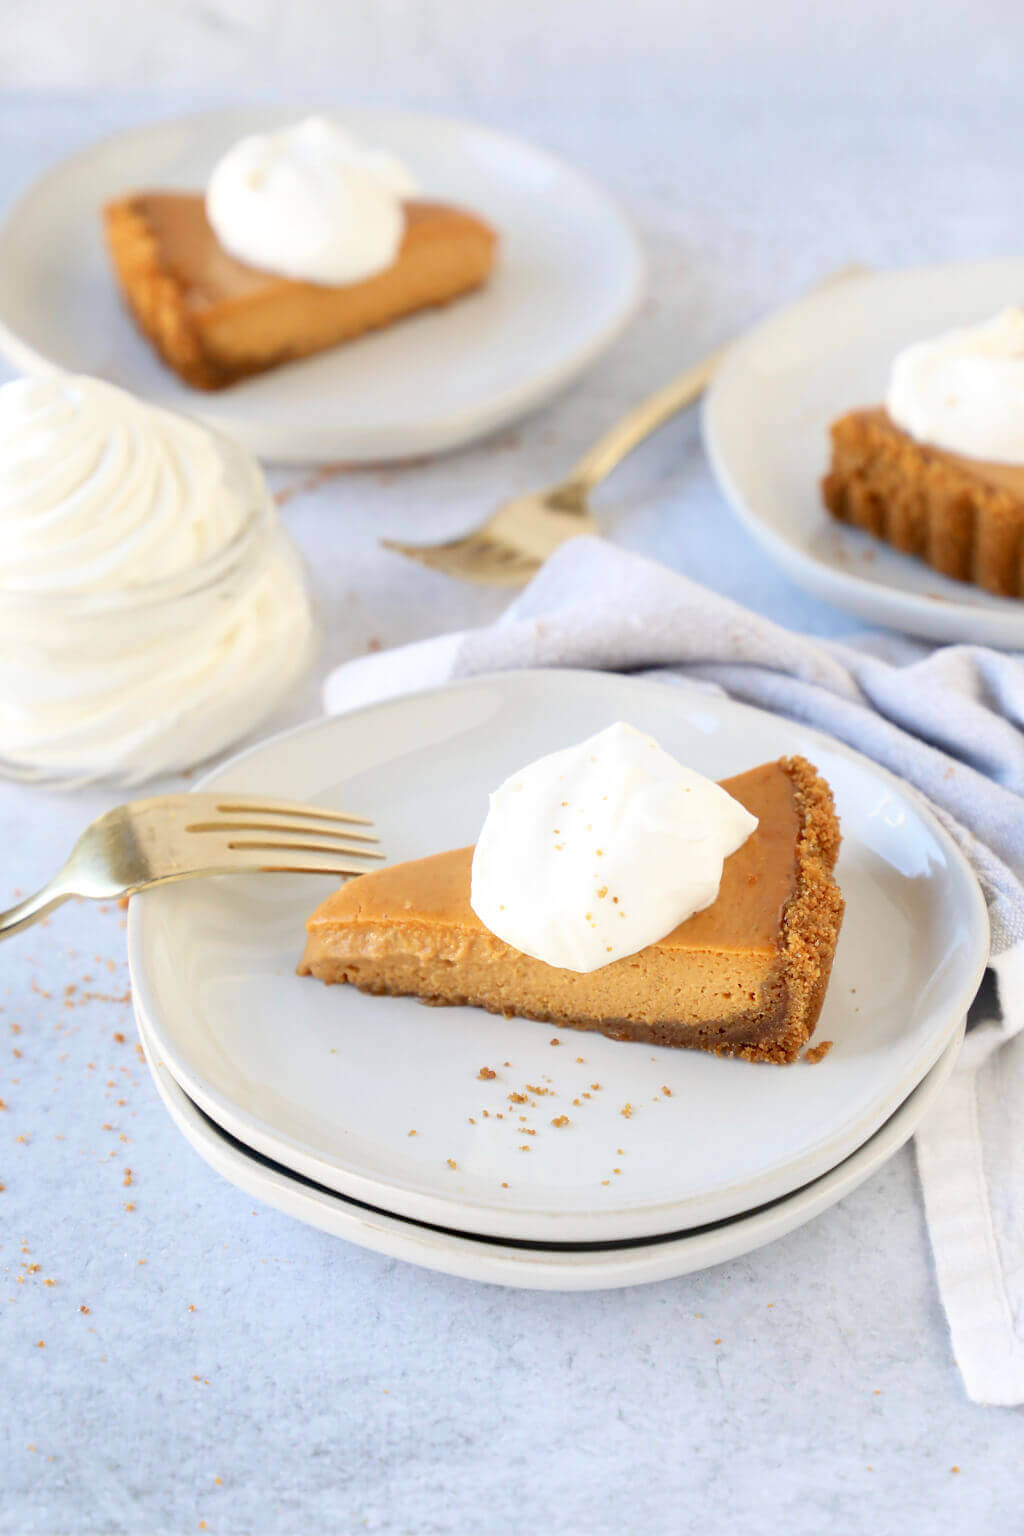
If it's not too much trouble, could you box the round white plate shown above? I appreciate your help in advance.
[702,260,1024,646]
[139,1009,964,1290]
[0,106,644,464]
[127,670,988,1243]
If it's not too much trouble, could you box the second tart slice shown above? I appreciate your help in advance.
[105,193,498,390]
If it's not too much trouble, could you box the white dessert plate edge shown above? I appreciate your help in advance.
[137,1008,965,1291]
[126,670,989,1243]
[0,105,645,464]
[702,259,1024,646]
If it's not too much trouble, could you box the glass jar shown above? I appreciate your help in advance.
[0,434,317,789]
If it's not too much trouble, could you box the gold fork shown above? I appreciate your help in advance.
[382,347,725,586]
[383,266,866,586]
[0,794,383,938]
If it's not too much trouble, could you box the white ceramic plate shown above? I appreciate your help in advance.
[127,670,988,1243]
[702,260,1024,646]
[139,1009,964,1290]
[0,106,644,464]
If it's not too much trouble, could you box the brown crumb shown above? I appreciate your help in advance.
[123,1202,134,1211]
[508,1091,528,1104]
[524,1083,548,1095]
[79,1305,89,1314]
[446,1158,457,1170]
[468,1117,476,1125]
[188,1305,196,1313]
[551,1115,570,1128]
[804,1040,834,1064]
[662,1085,672,1096]
[620,1103,634,1119]
[501,1182,509,1189]
[550,1038,561,1046]
[407,1129,417,1137]
[36,1339,44,1348]
[714,1337,722,1346]
[477,1067,496,1080]
[951,1466,960,1474]
[113,1032,125,1044]
[117,896,130,911]
[590,1082,601,1091]
[519,1145,530,1151]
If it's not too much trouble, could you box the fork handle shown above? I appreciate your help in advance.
[567,346,727,494]
[0,881,75,938]
[568,263,868,496]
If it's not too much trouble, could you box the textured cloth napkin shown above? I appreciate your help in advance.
[323,536,1024,1405]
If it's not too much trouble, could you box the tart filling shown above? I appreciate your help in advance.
[299,756,844,1065]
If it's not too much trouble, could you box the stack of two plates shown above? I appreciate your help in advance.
[128,671,988,1289]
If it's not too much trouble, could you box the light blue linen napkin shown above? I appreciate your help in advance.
[323,536,1024,1405]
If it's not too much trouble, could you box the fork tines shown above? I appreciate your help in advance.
[183,794,384,875]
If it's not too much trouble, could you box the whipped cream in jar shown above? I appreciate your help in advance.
[0,374,316,786]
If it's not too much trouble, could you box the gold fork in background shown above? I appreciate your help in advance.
[0,795,382,939]
[383,266,866,586]
[382,346,726,586]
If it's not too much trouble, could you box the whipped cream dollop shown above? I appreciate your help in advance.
[886,307,1024,464]
[470,723,758,974]
[206,116,418,285]
[0,375,250,591]
[0,374,315,785]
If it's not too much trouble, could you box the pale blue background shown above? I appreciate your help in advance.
[3,4,1024,1531]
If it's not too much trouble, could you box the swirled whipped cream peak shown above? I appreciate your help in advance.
[206,116,418,285]
[470,723,759,974]
[886,307,1024,464]
[0,373,252,592]
[0,373,315,785]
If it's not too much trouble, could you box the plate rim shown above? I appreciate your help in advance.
[127,668,990,1241]
[0,103,646,465]
[138,1006,965,1290]
[701,257,1024,646]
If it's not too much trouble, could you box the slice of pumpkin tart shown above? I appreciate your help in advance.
[298,755,843,1064]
